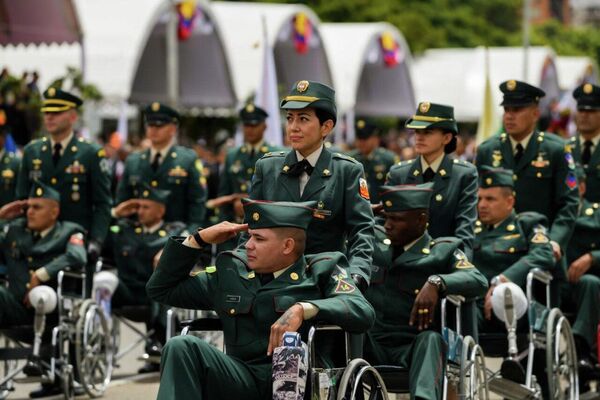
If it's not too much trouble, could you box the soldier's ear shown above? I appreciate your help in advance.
[282,237,296,256]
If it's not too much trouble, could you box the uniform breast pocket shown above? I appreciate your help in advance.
[65,173,87,184]
[273,295,297,313]
[524,167,552,180]
[167,176,188,186]
[493,239,527,254]
[219,295,254,345]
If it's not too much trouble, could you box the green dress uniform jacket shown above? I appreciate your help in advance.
[475,131,579,253]
[116,145,207,230]
[472,211,554,288]
[249,147,375,282]
[16,136,112,244]
[0,151,20,207]
[364,227,487,400]
[567,199,600,268]
[0,219,86,326]
[569,135,600,203]
[146,238,375,400]
[347,147,399,205]
[385,155,478,258]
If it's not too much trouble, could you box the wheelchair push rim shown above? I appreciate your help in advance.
[545,308,578,400]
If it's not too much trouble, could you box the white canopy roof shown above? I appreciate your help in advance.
[211,1,332,105]
[555,56,598,90]
[320,22,415,118]
[412,46,561,122]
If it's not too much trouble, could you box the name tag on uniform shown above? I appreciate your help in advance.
[226,295,241,303]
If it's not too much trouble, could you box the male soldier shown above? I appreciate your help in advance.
[146,199,375,399]
[115,102,207,231]
[0,181,87,398]
[386,102,478,258]
[0,110,20,208]
[564,167,600,381]
[249,80,374,291]
[569,83,600,202]
[347,119,399,205]
[475,80,579,272]
[110,183,186,373]
[14,88,112,261]
[364,183,487,400]
[216,103,281,222]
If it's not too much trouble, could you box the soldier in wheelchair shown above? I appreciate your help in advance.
[96,183,186,373]
[0,181,88,398]
[146,198,375,399]
[364,183,488,399]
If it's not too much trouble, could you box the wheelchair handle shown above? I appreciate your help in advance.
[526,268,552,307]
[307,324,350,369]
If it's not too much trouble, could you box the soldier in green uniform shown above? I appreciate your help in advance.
[109,183,186,373]
[0,181,87,398]
[347,119,399,205]
[569,83,600,203]
[0,110,20,208]
[249,80,375,290]
[386,102,478,258]
[364,183,487,400]
[475,80,579,270]
[14,88,112,260]
[146,199,375,400]
[115,102,207,231]
[564,167,600,380]
[473,166,554,324]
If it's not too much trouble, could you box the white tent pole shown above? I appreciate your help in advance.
[522,0,531,82]
[166,0,179,108]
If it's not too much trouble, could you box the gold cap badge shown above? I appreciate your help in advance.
[47,87,56,97]
[36,188,43,196]
[419,101,431,113]
[151,102,160,112]
[506,80,517,91]
[246,104,255,112]
[252,212,260,221]
[296,80,309,92]
[486,178,492,185]
[357,120,366,129]
[584,83,593,94]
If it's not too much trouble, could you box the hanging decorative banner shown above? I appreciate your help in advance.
[177,0,198,41]
[292,13,312,54]
[380,31,401,68]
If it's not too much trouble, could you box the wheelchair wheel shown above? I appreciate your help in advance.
[336,358,388,400]
[110,317,120,364]
[545,308,578,400]
[459,336,489,400]
[75,299,113,398]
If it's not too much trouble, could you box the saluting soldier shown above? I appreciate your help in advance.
[475,80,579,269]
[0,110,20,208]
[216,103,282,222]
[347,119,399,205]
[364,183,487,400]
[473,167,554,319]
[569,83,600,203]
[249,80,375,290]
[146,199,375,400]
[115,102,207,231]
[14,87,112,261]
[564,167,600,381]
[109,183,186,373]
[0,181,87,398]
[386,102,478,258]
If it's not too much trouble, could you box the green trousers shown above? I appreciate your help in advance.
[158,335,271,400]
[563,275,600,351]
[364,330,446,400]
[0,287,33,327]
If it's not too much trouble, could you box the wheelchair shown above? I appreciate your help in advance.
[177,294,487,400]
[476,268,578,400]
[0,268,112,399]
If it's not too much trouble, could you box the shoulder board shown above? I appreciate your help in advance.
[430,236,461,246]
[261,151,287,159]
[452,159,474,168]
[393,159,413,169]
[333,152,359,163]
[164,221,186,233]
[306,255,334,267]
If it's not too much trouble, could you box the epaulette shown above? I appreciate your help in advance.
[333,152,359,164]
[515,211,549,228]
[164,221,186,234]
[261,151,287,159]
[393,159,413,169]
[452,159,474,168]
[430,236,461,246]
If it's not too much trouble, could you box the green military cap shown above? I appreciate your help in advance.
[239,103,268,125]
[144,102,180,126]
[137,183,170,205]
[280,80,337,125]
[379,183,433,212]
[41,87,83,113]
[499,80,545,107]
[29,180,60,203]
[573,83,600,110]
[355,119,379,139]
[405,102,458,152]
[479,166,514,188]
[242,198,317,230]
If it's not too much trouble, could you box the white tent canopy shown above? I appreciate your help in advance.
[412,46,561,122]
[321,22,415,118]
[211,1,332,105]
[555,56,598,91]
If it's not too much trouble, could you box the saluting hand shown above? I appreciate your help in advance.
[194,221,248,245]
[0,200,27,220]
[267,304,304,356]
[567,253,593,283]
[113,199,140,218]
[409,282,439,330]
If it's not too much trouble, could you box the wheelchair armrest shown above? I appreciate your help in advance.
[307,324,351,368]
[441,294,466,336]
[526,268,552,307]
[179,317,223,332]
